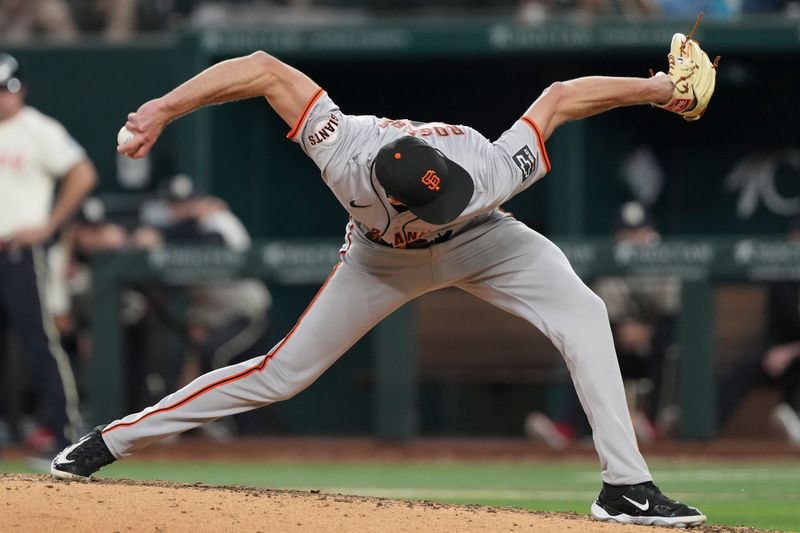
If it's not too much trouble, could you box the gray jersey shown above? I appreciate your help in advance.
[290,91,550,248]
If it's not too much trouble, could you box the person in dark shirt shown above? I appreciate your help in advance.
[717,217,800,445]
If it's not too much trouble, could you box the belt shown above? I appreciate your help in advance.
[366,230,454,249]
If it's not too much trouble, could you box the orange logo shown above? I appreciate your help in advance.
[421,170,441,191]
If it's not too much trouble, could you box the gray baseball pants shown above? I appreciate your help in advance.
[102,214,651,485]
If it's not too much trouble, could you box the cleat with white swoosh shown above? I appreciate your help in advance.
[50,425,116,482]
[591,481,707,528]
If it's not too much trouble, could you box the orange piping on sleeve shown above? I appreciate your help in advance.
[520,116,551,172]
[286,88,325,140]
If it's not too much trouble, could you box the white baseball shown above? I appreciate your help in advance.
[117,126,134,146]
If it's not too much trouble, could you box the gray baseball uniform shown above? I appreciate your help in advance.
[101,90,650,485]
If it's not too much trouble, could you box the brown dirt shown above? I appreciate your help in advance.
[3,438,792,532]
[1,473,773,533]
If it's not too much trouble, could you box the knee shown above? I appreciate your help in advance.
[268,368,312,402]
[585,290,609,320]
[568,287,609,323]
[557,290,611,351]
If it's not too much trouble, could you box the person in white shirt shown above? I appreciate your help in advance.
[0,53,96,455]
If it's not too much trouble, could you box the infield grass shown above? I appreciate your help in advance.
[3,458,798,531]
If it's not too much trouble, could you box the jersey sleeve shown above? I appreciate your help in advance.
[483,117,551,204]
[286,90,356,178]
[36,116,87,178]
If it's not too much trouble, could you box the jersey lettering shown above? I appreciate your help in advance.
[392,230,430,247]
[377,119,465,138]
[0,151,24,171]
[308,114,340,146]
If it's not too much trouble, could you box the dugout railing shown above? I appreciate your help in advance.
[88,236,800,440]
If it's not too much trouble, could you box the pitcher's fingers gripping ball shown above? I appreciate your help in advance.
[117,126,134,147]
[654,12,720,121]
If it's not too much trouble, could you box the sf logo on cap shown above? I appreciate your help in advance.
[421,170,441,191]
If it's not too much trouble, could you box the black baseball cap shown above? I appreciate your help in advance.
[0,54,23,93]
[374,136,474,225]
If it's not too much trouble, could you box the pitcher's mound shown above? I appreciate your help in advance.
[0,473,761,532]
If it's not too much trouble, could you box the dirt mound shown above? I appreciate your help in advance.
[1,473,766,533]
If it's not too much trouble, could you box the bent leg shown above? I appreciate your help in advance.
[102,251,427,458]
[454,219,650,484]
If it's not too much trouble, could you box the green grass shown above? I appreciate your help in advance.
[3,459,799,531]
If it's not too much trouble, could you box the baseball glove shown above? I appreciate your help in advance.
[654,13,720,121]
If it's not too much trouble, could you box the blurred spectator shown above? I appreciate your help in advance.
[717,217,800,445]
[517,0,789,20]
[525,202,680,447]
[2,0,791,40]
[64,197,168,414]
[134,175,272,437]
[573,0,659,17]
[138,0,198,32]
[67,196,134,356]
[741,0,791,13]
[71,0,138,41]
[0,0,78,41]
[0,54,96,459]
[0,0,137,41]
[656,0,738,17]
[46,234,75,337]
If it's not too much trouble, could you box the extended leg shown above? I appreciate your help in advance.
[100,241,432,458]
[451,218,649,484]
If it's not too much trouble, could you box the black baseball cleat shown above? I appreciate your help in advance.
[591,481,707,528]
[50,425,116,482]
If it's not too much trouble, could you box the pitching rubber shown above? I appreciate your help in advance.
[590,501,708,529]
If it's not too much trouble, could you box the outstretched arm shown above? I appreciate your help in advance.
[526,73,673,142]
[119,51,320,158]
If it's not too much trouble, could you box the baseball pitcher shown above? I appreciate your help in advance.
[52,18,718,528]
